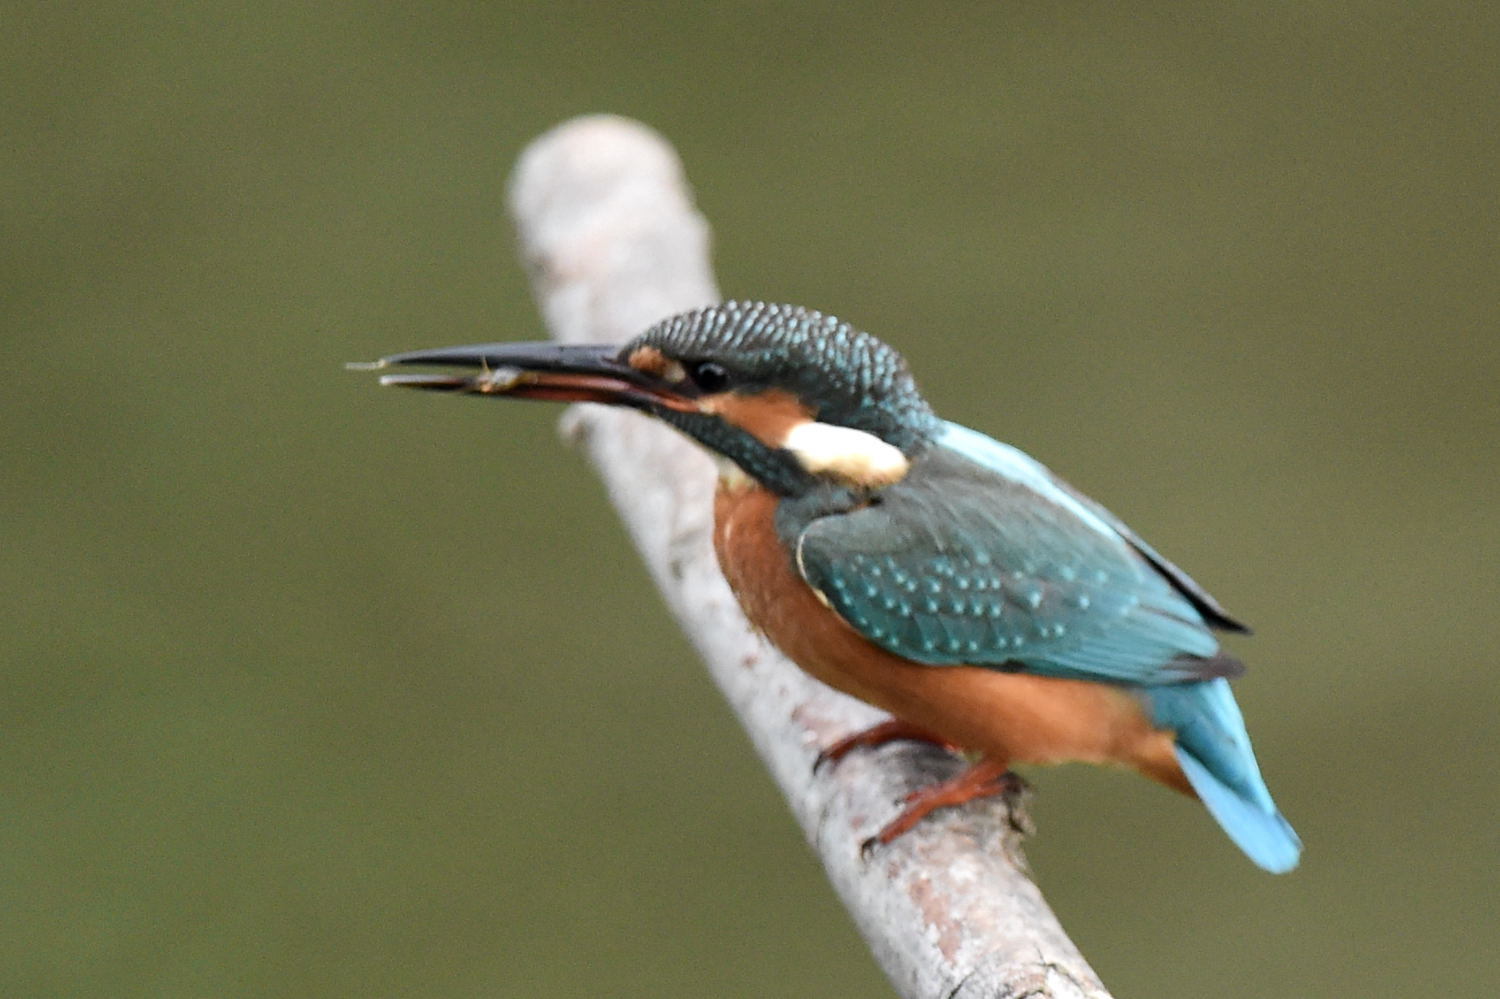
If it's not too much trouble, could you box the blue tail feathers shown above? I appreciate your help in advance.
[1149,679,1302,873]
[1175,749,1302,873]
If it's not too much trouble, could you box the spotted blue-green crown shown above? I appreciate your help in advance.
[637,302,943,453]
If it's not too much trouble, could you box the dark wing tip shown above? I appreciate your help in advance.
[1170,651,1248,681]
[1213,614,1254,636]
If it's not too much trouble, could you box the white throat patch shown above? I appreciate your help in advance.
[781,420,910,488]
[714,454,752,491]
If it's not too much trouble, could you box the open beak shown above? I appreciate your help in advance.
[349,342,698,413]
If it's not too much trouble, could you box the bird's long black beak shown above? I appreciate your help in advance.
[348,341,698,412]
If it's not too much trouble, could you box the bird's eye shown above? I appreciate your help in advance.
[688,360,731,393]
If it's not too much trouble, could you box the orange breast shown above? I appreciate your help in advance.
[713,482,1189,792]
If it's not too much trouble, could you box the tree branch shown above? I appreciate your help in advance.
[506,114,1114,999]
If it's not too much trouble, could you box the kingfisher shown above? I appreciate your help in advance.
[361,301,1301,873]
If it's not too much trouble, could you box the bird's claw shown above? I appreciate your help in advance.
[813,719,958,774]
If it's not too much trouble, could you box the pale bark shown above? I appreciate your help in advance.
[506,115,1114,999]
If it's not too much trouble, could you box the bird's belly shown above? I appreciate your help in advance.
[713,482,1182,779]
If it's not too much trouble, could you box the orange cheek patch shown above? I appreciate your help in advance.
[626,346,686,383]
[704,389,814,448]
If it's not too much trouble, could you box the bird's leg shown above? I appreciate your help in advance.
[862,758,1029,854]
[814,718,960,772]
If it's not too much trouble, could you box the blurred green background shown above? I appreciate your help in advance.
[6,2,1497,996]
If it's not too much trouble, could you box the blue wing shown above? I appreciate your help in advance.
[939,423,1248,633]
[787,422,1242,685]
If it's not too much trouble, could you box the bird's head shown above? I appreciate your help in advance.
[361,302,941,497]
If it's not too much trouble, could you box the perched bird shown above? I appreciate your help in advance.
[362,301,1301,873]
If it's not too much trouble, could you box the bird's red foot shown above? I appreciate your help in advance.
[861,759,1028,856]
[814,719,959,772]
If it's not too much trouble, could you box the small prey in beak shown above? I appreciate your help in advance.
[348,341,699,412]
